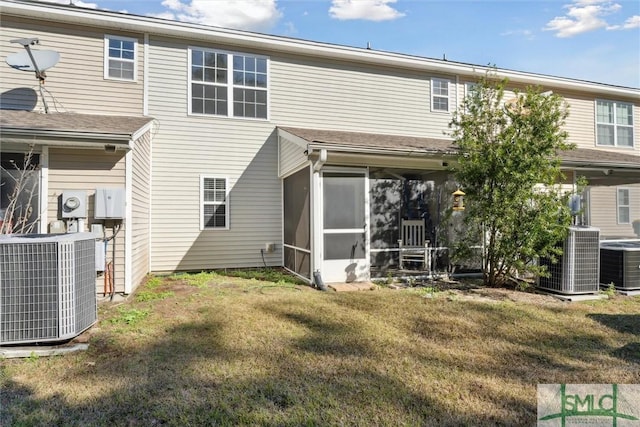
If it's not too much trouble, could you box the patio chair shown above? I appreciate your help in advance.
[398,219,429,270]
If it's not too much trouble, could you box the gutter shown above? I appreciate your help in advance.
[2,1,639,97]
[307,143,458,158]
[1,128,135,143]
[562,163,640,171]
[0,128,144,151]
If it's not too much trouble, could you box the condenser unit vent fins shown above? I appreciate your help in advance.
[0,233,97,345]
[600,241,640,290]
[538,226,600,295]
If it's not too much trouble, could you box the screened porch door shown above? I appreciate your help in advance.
[321,169,369,283]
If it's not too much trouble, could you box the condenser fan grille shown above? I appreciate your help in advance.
[0,233,97,345]
[538,227,600,295]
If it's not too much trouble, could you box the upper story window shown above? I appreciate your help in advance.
[596,100,634,148]
[463,82,479,110]
[104,35,137,81]
[189,47,268,119]
[431,78,451,112]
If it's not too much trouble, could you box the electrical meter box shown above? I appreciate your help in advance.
[94,188,125,219]
[61,190,88,218]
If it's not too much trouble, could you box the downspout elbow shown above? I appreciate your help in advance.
[312,148,327,172]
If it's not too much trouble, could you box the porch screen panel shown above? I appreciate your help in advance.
[369,177,402,268]
[324,233,366,260]
[283,166,310,278]
[323,172,365,229]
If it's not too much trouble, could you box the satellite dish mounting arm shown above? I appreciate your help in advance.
[10,37,50,113]
[10,38,46,82]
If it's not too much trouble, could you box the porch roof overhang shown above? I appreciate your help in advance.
[278,126,640,185]
[279,126,458,157]
[560,149,640,185]
[278,126,457,171]
[0,110,155,150]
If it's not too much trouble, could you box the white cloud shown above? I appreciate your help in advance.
[283,21,297,35]
[329,0,405,22]
[543,1,625,37]
[500,29,535,40]
[36,0,98,8]
[607,14,640,30]
[151,0,282,32]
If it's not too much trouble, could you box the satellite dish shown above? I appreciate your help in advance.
[6,50,60,72]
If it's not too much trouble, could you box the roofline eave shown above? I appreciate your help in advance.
[1,1,639,97]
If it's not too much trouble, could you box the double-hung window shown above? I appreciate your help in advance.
[431,78,451,112]
[189,48,268,119]
[596,100,634,147]
[104,35,137,81]
[464,82,479,111]
[617,188,630,224]
[201,176,229,230]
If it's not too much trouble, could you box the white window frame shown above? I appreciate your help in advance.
[104,35,137,82]
[431,78,451,113]
[200,175,230,230]
[595,100,634,148]
[188,47,269,120]
[463,82,479,111]
[617,187,631,225]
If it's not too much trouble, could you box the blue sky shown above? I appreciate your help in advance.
[46,0,640,88]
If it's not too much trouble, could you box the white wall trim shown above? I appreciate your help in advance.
[143,33,149,116]
[124,149,133,293]
[39,146,49,233]
[148,130,153,274]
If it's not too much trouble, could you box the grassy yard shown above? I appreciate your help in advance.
[1,270,639,426]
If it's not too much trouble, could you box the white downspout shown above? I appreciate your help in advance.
[313,148,327,172]
[311,148,327,289]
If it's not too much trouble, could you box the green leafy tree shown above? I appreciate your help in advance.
[449,75,578,287]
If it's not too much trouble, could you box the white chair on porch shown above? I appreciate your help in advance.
[398,219,428,270]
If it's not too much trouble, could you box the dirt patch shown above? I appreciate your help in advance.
[398,278,567,306]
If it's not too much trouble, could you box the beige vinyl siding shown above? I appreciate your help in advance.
[279,138,307,178]
[145,37,462,272]
[47,147,127,292]
[149,126,282,271]
[562,91,640,151]
[0,16,143,115]
[589,184,640,239]
[270,54,457,138]
[131,131,152,288]
[147,37,281,272]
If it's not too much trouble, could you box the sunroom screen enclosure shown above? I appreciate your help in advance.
[283,166,311,279]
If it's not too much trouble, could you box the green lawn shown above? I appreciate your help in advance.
[1,270,638,426]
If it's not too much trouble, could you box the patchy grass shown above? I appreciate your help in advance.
[135,290,175,302]
[109,307,150,326]
[2,271,639,426]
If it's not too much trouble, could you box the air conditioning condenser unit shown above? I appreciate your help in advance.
[538,226,600,295]
[0,232,97,345]
[600,240,640,291]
